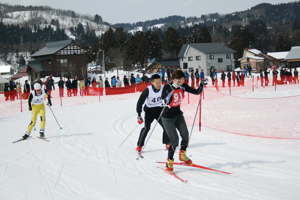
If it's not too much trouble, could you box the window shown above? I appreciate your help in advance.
[209,55,214,60]
[226,54,231,59]
[183,63,188,69]
[196,56,201,60]
[58,59,68,68]
[218,58,223,63]
[188,56,193,61]
[227,65,233,71]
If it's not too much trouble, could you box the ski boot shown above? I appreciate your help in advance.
[179,150,193,165]
[39,132,45,138]
[166,158,174,172]
[22,133,30,140]
[136,146,142,152]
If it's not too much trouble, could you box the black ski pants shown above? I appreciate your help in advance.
[137,110,170,147]
[161,113,189,160]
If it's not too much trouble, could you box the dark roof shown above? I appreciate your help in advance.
[178,43,235,58]
[31,39,72,57]
[27,60,52,73]
[146,58,180,71]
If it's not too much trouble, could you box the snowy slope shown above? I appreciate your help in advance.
[0,89,300,199]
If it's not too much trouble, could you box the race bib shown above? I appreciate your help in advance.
[169,89,184,107]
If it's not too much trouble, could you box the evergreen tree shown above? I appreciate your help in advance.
[198,25,211,43]
[162,26,180,58]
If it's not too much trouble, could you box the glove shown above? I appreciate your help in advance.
[137,114,143,124]
[28,107,32,111]
[200,78,208,86]
[47,102,52,106]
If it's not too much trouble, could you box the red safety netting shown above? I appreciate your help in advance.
[182,86,300,139]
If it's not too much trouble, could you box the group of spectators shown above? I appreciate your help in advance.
[260,67,299,86]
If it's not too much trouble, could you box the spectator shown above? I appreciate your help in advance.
[244,66,248,77]
[264,69,269,86]
[72,76,78,96]
[105,78,111,87]
[232,71,236,87]
[92,77,97,87]
[23,80,30,93]
[227,70,232,87]
[241,73,245,86]
[259,69,264,86]
[85,77,91,87]
[236,71,241,86]
[135,74,141,84]
[130,74,135,84]
[272,68,278,86]
[210,69,214,85]
[141,73,148,82]
[112,76,117,87]
[16,82,21,99]
[248,65,252,77]
[79,79,85,96]
[195,69,200,82]
[166,66,171,81]
[116,76,122,87]
[213,69,218,85]
[58,77,64,97]
[31,80,34,90]
[184,70,189,84]
[46,76,55,97]
[66,78,73,97]
[199,69,204,81]
[221,70,226,87]
[98,76,103,88]
[294,68,299,84]
[123,75,129,86]
[4,82,10,101]
[160,66,165,82]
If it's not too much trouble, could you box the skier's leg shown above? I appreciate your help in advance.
[39,104,46,136]
[137,111,155,147]
[26,105,39,134]
[161,116,179,160]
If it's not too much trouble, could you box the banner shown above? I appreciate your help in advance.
[86,87,104,96]
[105,85,135,95]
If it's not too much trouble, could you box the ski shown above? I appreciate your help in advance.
[37,137,50,142]
[158,167,187,183]
[157,162,231,175]
[136,151,144,160]
[12,136,32,143]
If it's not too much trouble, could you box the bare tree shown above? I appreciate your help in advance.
[108,47,126,77]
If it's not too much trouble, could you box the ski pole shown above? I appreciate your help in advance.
[189,89,204,144]
[119,123,140,147]
[48,105,62,129]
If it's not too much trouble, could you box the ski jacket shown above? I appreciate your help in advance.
[136,85,164,115]
[161,81,203,118]
[28,88,51,110]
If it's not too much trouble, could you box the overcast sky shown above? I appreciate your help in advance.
[2,0,297,24]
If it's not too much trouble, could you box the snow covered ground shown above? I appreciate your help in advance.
[0,84,300,200]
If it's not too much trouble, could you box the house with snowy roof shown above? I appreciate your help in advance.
[178,43,235,76]
[0,65,11,76]
[238,48,279,72]
[27,39,87,80]
[267,51,289,68]
[285,46,300,68]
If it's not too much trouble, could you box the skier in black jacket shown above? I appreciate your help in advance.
[161,70,207,172]
[136,74,170,152]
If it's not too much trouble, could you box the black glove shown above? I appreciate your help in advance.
[137,114,143,124]
[200,78,208,86]
[47,102,52,106]
[28,107,32,111]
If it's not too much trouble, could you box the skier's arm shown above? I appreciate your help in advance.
[182,83,203,95]
[28,93,33,110]
[136,88,149,116]
[44,89,52,106]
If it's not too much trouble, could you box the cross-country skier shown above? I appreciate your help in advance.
[161,70,207,172]
[22,82,52,140]
[136,74,170,152]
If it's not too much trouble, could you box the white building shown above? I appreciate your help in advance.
[178,43,235,76]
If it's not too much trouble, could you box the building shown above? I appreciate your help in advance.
[146,58,180,73]
[285,46,300,68]
[239,48,279,72]
[27,39,87,80]
[178,43,235,76]
[267,51,289,68]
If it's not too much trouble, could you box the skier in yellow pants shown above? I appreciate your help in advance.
[22,82,52,140]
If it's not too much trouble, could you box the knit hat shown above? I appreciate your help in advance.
[34,83,41,90]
